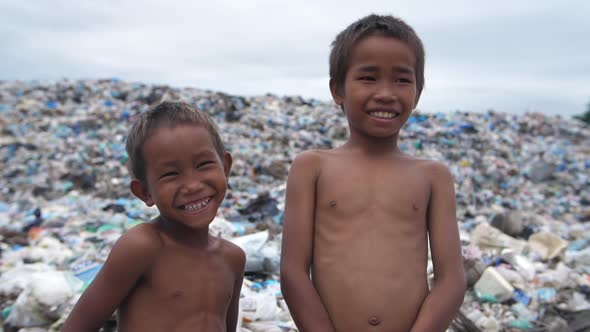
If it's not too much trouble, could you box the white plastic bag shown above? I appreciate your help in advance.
[6,271,83,328]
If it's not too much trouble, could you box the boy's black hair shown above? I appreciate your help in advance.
[329,14,425,104]
[125,101,225,182]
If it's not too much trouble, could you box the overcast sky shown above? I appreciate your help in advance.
[1,0,589,115]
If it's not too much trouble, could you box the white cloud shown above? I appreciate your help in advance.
[1,0,588,115]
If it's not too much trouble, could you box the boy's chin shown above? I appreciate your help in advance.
[158,214,215,230]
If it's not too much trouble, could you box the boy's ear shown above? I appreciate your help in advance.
[329,79,344,107]
[130,179,154,207]
[223,152,233,178]
[414,92,422,109]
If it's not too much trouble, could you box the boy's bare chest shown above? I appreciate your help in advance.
[141,249,235,309]
[316,159,430,220]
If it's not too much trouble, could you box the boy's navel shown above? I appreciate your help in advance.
[171,290,183,299]
[330,200,337,208]
[368,316,381,326]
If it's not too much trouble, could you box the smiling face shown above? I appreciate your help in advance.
[130,124,231,230]
[331,34,418,141]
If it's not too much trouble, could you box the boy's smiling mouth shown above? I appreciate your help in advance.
[368,110,400,119]
[179,196,212,211]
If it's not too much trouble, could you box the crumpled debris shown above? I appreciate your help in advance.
[1,79,589,331]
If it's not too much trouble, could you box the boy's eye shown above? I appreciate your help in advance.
[395,78,413,84]
[358,76,376,81]
[160,171,178,178]
[197,161,214,168]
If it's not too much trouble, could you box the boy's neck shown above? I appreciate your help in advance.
[345,131,402,156]
[154,216,211,248]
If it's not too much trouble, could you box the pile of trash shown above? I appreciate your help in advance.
[1,79,589,332]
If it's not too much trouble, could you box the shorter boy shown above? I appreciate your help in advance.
[63,102,245,332]
[281,14,465,332]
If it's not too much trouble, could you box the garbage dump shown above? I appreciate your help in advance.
[1,79,589,332]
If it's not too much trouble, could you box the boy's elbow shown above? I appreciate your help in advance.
[280,265,296,294]
[449,271,466,306]
[455,280,466,304]
[457,269,467,294]
[437,270,466,306]
[280,264,307,297]
[279,260,299,283]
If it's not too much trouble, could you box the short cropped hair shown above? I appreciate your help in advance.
[329,14,425,104]
[125,101,225,182]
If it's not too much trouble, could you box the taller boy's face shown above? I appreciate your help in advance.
[132,124,231,230]
[331,35,417,139]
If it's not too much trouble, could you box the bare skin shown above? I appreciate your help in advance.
[281,34,465,332]
[62,221,245,332]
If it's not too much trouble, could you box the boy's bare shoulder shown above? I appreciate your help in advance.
[113,222,163,257]
[401,157,454,192]
[400,155,451,174]
[99,222,164,276]
[420,158,453,180]
[294,148,329,161]
[216,237,246,272]
[291,148,341,170]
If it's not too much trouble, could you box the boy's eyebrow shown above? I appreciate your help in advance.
[392,66,414,74]
[153,150,217,168]
[356,65,379,73]
[355,65,414,74]
[153,160,179,169]
[192,150,218,158]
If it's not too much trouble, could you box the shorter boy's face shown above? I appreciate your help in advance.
[131,125,231,230]
[331,35,417,139]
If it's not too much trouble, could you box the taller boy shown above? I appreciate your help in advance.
[281,14,465,332]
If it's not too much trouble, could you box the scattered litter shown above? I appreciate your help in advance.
[1,79,589,331]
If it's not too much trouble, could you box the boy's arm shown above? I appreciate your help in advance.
[410,162,466,332]
[62,224,160,332]
[226,245,246,332]
[280,151,336,332]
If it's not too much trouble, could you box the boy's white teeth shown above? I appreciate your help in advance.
[182,197,211,211]
[370,111,398,119]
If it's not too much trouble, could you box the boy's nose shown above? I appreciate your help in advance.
[373,90,398,103]
[180,178,204,193]
[373,85,398,103]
